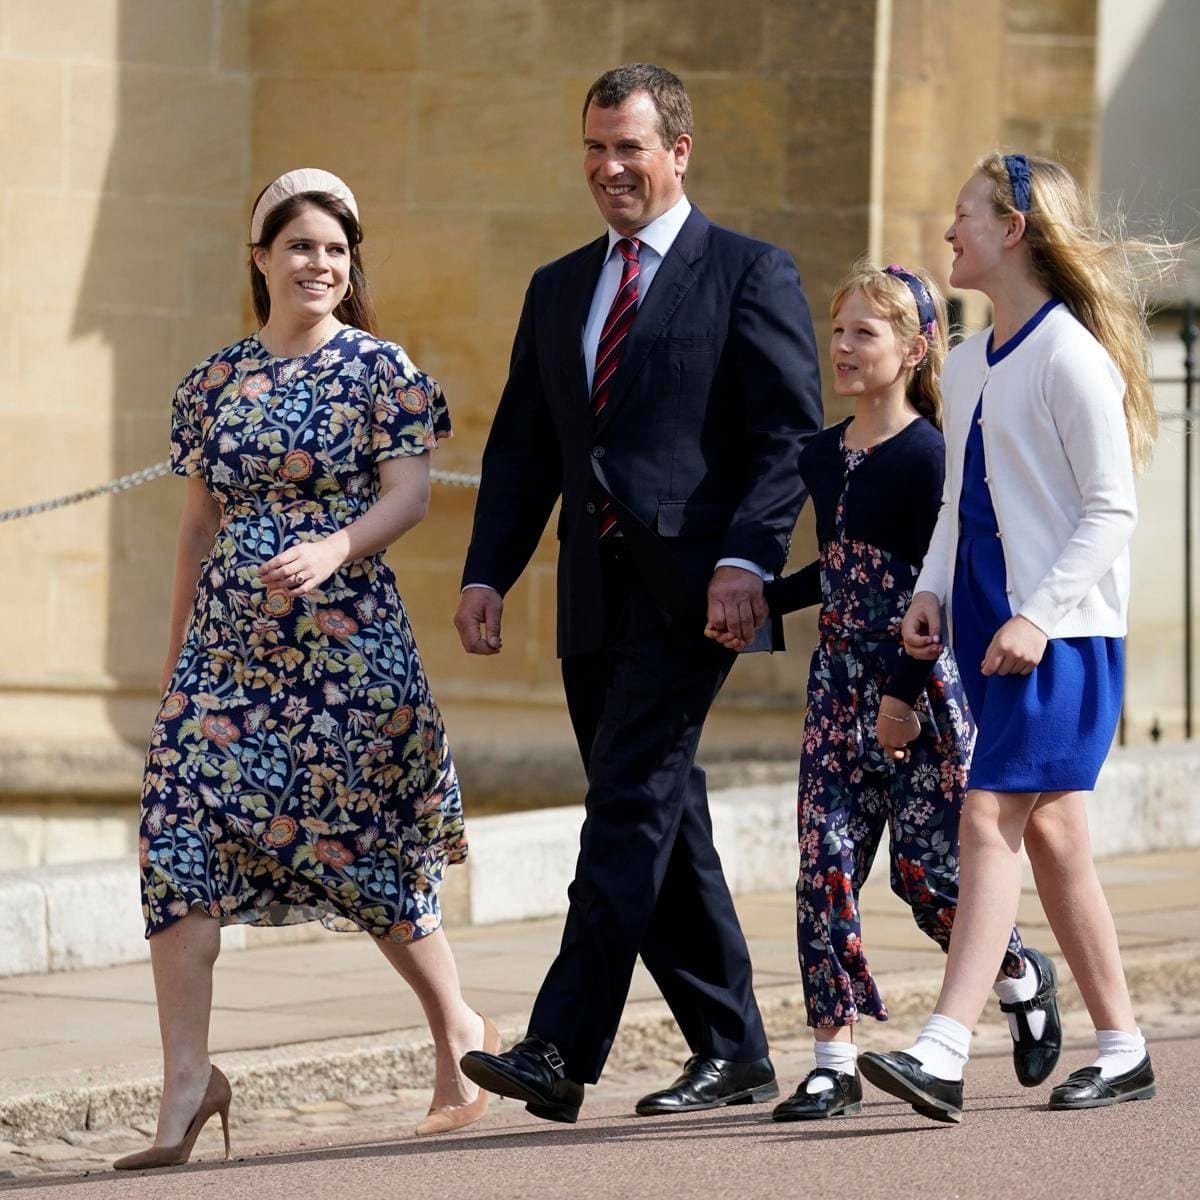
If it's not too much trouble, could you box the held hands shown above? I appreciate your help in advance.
[901,591,943,661]
[259,534,347,597]
[454,586,504,655]
[704,566,767,648]
[876,696,920,762]
[981,615,1047,676]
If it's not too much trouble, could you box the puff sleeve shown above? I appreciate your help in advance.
[369,344,452,463]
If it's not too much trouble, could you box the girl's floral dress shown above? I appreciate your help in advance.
[139,326,466,943]
[796,434,1024,1027]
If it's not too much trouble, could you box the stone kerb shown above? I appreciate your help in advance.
[4,744,1199,979]
[1089,744,1200,858]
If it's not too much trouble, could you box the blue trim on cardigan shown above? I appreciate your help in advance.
[986,297,1060,366]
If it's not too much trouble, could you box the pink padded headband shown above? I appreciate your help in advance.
[250,168,358,243]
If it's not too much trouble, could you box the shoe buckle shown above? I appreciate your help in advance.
[542,1047,565,1073]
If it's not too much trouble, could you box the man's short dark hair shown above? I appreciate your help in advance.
[582,63,694,145]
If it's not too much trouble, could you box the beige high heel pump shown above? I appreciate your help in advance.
[415,1015,502,1136]
[113,1065,232,1170]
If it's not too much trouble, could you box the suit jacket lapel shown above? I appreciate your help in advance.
[559,235,608,414]
[595,206,709,435]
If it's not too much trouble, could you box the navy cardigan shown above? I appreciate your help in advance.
[764,416,945,706]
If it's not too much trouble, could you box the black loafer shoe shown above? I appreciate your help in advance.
[859,1051,963,1124]
[635,1055,778,1116]
[772,1069,863,1121]
[460,1035,585,1124]
[1048,1056,1156,1110]
[1001,947,1063,1087]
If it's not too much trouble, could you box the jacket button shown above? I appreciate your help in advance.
[983,475,990,484]
[585,501,597,515]
[995,531,1003,539]
[977,417,984,426]
[591,446,605,459]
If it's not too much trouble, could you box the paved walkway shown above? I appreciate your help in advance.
[1,848,1197,1179]
[5,1031,1199,1198]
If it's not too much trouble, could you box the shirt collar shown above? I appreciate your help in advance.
[604,194,692,261]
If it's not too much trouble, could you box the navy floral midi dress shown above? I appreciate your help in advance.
[139,326,466,943]
[772,423,1025,1028]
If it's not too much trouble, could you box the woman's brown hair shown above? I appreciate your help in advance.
[249,189,378,336]
[830,259,950,429]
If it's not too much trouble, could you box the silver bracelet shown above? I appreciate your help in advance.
[878,710,919,725]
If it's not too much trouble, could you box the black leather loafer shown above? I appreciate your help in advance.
[1048,1057,1156,1110]
[635,1055,778,1115]
[858,1051,963,1123]
[1001,947,1063,1087]
[772,1069,863,1121]
[460,1035,585,1124]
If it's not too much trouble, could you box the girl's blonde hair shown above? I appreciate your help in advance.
[830,260,950,429]
[977,150,1174,472]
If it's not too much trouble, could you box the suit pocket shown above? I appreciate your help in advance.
[655,499,733,539]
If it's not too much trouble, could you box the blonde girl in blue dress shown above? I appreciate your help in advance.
[861,152,1165,1121]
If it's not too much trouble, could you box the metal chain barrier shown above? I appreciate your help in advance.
[0,461,481,523]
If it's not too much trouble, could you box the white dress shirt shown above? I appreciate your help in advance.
[466,193,767,590]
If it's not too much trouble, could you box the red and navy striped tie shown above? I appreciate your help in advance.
[592,237,640,538]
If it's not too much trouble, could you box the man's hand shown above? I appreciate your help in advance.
[981,615,1046,676]
[706,565,767,645]
[454,586,504,655]
[901,590,943,661]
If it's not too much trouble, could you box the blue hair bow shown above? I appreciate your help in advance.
[1004,154,1032,213]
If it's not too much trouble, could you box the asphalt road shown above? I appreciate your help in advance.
[4,1031,1196,1200]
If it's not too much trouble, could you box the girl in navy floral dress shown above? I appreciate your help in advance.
[714,263,1055,1121]
[118,173,499,1172]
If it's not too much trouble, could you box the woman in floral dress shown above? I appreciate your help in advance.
[117,171,497,1171]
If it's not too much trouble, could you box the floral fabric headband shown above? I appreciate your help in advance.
[1003,153,1032,213]
[250,168,359,243]
[883,265,937,337]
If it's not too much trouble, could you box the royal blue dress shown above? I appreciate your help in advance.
[951,308,1124,793]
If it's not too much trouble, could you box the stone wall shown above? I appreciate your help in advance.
[881,0,1099,326]
[0,1,1106,815]
[0,0,251,764]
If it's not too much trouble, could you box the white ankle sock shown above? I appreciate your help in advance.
[903,1014,971,1082]
[993,954,1046,1041]
[807,1041,859,1093]
[1092,1029,1146,1079]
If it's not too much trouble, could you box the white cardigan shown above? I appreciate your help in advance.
[915,302,1137,640]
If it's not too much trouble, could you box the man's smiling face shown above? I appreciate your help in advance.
[583,91,690,235]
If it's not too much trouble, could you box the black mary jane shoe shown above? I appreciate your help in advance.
[1001,947,1063,1087]
[858,1051,963,1124]
[460,1035,585,1124]
[635,1055,778,1116]
[772,1069,863,1121]
[1048,1057,1156,1110]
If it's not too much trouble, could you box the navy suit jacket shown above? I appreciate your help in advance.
[462,205,824,658]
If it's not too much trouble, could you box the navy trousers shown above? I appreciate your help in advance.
[529,545,768,1083]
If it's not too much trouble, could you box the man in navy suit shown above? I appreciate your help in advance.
[456,64,823,1124]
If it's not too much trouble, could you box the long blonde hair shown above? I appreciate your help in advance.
[977,150,1173,472]
[830,260,950,429]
